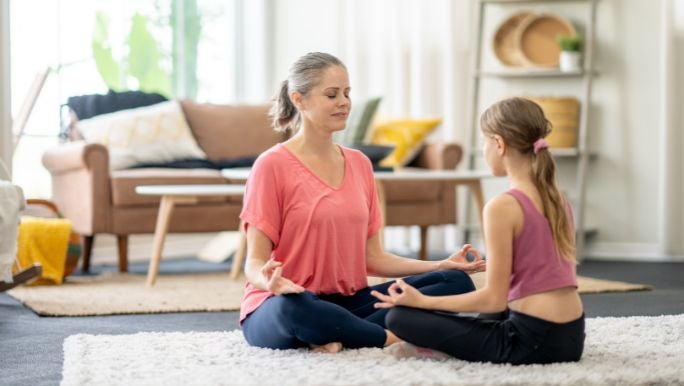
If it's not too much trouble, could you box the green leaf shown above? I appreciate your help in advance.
[556,34,582,52]
[127,13,172,97]
[92,11,122,91]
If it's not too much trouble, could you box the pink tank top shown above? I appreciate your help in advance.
[506,189,577,302]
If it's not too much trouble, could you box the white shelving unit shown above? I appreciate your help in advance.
[466,0,598,259]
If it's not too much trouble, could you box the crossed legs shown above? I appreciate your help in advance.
[241,270,476,350]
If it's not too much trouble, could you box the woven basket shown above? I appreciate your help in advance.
[526,97,580,148]
[492,12,576,68]
[493,12,534,67]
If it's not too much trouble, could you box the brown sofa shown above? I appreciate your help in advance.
[42,100,463,272]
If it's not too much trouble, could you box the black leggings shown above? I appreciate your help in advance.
[386,308,585,365]
[242,270,476,349]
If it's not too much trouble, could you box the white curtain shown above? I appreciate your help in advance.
[658,0,684,258]
[248,0,476,253]
[335,0,473,252]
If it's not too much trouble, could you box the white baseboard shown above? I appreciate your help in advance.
[585,242,684,262]
[90,234,684,265]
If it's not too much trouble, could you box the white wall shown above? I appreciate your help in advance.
[587,0,662,258]
[0,0,10,171]
[267,0,674,260]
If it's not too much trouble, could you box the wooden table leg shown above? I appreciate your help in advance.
[117,235,128,272]
[419,225,428,261]
[468,180,485,236]
[147,195,197,286]
[230,220,247,280]
[375,180,386,246]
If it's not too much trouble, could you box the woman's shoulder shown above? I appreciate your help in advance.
[340,145,373,167]
[253,143,289,168]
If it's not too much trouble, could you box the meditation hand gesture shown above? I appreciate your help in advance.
[262,259,305,295]
[438,244,486,274]
[371,279,424,309]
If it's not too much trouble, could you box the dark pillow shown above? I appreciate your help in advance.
[67,90,168,120]
[130,156,257,170]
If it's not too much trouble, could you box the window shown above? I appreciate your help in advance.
[10,0,239,197]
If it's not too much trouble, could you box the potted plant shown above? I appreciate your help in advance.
[556,34,582,72]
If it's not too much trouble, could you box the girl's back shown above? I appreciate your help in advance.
[503,184,583,323]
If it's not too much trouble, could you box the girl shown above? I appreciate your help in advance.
[373,97,585,364]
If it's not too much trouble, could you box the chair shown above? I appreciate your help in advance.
[0,160,42,291]
[382,143,464,260]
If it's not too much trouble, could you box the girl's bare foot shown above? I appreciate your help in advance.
[311,342,343,353]
[385,342,450,360]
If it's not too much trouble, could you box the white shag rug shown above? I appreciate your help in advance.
[61,314,684,386]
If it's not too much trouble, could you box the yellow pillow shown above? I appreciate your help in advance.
[368,118,442,167]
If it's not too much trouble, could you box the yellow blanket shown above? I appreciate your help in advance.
[16,216,72,285]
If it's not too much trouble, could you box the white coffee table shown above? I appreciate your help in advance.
[135,184,246,286]
[222,167,491,267]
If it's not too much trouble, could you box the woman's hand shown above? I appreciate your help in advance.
[438,244,487,274]
[261,259,305,295]
[371,279,426,309]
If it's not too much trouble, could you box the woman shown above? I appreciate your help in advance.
[373,97,585,364]
[239,52,485,352]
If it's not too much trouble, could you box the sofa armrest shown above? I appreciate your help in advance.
[41,141,112,235]
[411,142,463,170]
[42,141,109,175]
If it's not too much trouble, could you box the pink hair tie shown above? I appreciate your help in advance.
[533,138,549,154]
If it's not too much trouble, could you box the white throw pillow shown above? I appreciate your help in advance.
[77,100,207,170]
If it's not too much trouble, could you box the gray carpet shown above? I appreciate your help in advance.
[1,257,683,386]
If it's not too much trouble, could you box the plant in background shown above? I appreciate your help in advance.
[557,34,582,52]
[92,11,172,97]
[92,0,201,99]
[556,34,582,72]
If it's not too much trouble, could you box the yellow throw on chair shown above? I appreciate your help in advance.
[16,216,72,285]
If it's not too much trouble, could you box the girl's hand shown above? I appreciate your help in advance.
[371,279,425,309]
[261,259,305,295]
[438,244,487,274]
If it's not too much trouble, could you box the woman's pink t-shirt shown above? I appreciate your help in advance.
[238,143,382,323]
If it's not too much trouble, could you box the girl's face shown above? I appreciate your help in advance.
[297,65,351,133]
[481,131,506,177]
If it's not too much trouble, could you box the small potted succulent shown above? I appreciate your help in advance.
[556,34,582,72]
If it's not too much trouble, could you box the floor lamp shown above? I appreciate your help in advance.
[12,67,50,153]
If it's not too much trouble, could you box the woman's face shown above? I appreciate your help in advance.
[297,65,351,133]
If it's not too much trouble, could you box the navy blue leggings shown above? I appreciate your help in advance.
[241,270,476,349]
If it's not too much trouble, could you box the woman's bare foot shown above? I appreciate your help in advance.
[384,330,400,347]
[311,342,343,353]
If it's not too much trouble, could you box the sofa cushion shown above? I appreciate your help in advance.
[181,101,286,161]
[368,118,442,167]
[110,168,234,206]
[342,96,382,144]
[77,100,207,170]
